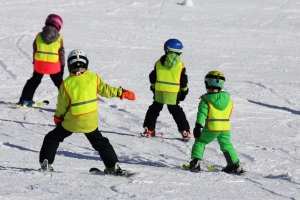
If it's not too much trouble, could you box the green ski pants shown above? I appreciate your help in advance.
[191,127,239,165]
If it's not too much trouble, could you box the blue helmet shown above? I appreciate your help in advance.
[164,39,183,54]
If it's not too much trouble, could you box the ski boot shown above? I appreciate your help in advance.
[17,100,35,107]
[181,131,191,142]
[222,162,244,174]
[104,162,127,176]
[189,158,202,172]
[39,159,54,172]
[141,127,156,138]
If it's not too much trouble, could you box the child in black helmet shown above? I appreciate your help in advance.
[17,14,65,107]
[142,39,190,141]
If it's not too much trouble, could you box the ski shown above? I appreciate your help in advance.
[140,131,164,138]
[140,132,190,142]
[9,100,49,109]
[206,165,269,178]
[38,168,54,172]
[89,167,135,177]
[177,137,190,143]
[182,163,190,170]
[206,165,274,178]
[206,164,222,172]
[206,164,245,175]
[182,163,245,175]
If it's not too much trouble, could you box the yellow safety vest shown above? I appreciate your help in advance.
[34,33,62,63]
[206,100,233,132]
[63,72,98,116]
[155,61,183,93]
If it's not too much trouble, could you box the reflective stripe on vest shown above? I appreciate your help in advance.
[63,72,98,116]
[155,61,183,93]
[206,100,233,132]
[34,33,62,63]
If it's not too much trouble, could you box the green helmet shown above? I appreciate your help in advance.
[204,70,225,91]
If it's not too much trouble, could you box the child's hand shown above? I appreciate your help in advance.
[120,88,136,101]
[54,116,63,126]
[193,124,203,138]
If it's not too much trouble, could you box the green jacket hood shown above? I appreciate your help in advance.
[163,52,181,69]
[201,92,231,110]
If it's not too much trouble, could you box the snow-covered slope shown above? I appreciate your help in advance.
[0,0,300,199]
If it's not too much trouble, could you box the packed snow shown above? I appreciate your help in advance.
[0,0,300,199]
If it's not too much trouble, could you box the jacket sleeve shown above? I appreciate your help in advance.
[97,75,123,98]
[55,84,70,118]
[195,98,209,126]
[179,67,188,101]
[149,64,156,85]
[59,37,65,66]
[32,38,37,64]
[180,67,188,91]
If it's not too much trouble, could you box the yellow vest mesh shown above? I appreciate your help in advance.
[34,33,62,63]
[206,100,233,132]
[155,61,183,93]
[63,73,98,116]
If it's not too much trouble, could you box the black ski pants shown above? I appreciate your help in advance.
[20,70,62,102]
[143,101,190,132]
[39,124,119,168]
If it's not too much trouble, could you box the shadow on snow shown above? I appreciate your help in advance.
[247,100,300,115]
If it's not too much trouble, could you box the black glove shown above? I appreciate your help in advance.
[150,86,154,94]
[61,64,65,78]
[193,123,203,139]
[180,94,186,101]
[180,88,189,101]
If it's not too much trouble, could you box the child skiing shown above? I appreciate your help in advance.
[39,49,136,175]
[17,14,65,106]
[188,70,244,173]
[141,39,190,141]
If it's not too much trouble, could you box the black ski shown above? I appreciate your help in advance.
[89,167,135,177]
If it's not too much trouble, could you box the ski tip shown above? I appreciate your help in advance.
[206,164,220,171]
[183,163,190,169]
[157,132,164,137]
[89,167,101,173]
[43,100,50,105]
[9,105,20,109]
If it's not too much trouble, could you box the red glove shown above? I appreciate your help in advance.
[120,88,136,101]
[54,116,63,126]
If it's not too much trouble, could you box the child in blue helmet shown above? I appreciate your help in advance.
[142,39,190,141]
[188,70,244,173]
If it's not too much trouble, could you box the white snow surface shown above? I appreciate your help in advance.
[1,0,300,199]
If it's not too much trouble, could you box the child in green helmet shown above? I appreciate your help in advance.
[188,70,244,174]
